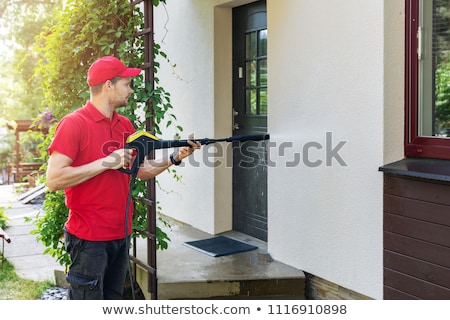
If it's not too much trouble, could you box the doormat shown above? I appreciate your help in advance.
[183,236,258,257]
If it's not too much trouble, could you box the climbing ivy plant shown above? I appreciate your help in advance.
[30,0,179,269]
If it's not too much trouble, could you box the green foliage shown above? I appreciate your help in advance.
[0,128,14,168]
[0,206,9,229]
[30,0,181,269]
[35,0,141,119]
[27,189,70,268]
[435,59,450,132]
[0,0,61,122]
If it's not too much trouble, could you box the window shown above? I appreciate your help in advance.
[245,28,267,116]
[406,0,450,159]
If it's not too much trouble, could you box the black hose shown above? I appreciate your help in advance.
[124,173,137,300]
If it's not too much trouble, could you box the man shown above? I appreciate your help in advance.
[46,56,200,299]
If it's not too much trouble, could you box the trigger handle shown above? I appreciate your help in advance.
[118,147,137,175]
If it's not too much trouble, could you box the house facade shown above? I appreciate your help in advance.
[146,0,449,300]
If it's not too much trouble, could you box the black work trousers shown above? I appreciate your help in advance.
[64,230,129,300]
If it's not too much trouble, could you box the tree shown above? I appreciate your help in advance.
[0,0,62,121]
[0,0,62,177]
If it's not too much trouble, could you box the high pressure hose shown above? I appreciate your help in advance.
[124,172,137,300]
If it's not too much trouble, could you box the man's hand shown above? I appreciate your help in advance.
[103,148,134,170]
[174,140,202,162]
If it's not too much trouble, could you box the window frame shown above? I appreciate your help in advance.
[405,0,450,160]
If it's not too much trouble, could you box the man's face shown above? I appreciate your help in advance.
[109,77,133,108]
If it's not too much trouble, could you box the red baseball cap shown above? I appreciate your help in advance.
[87,56,141,87]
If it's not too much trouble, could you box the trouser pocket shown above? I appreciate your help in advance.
[66,271,98,289]
[66,271,101,299]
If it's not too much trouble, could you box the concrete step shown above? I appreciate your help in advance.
[156,277,305,300]
[134,224,305,300]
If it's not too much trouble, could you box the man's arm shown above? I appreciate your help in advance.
[137,141,201,180]
[46,149,133,191]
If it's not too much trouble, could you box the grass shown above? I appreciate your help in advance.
[0,259,54,300]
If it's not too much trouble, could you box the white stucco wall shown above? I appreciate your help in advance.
[153,0,230,234]
[267,0,390,299]
[152,0,405,300]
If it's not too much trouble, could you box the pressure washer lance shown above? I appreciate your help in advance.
[118,131,271,175]
[119,130,270,299]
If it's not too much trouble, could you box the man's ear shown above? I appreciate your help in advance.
[105,80,112,89]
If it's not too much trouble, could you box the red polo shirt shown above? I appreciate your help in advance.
[48,101,136,241]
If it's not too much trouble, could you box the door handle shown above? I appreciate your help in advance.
[233,108,239,130]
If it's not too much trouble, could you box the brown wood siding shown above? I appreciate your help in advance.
[383,175,450,299]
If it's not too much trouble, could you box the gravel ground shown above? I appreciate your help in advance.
[39,287,67,300]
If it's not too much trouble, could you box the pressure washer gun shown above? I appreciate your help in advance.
[118,131,270,175]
